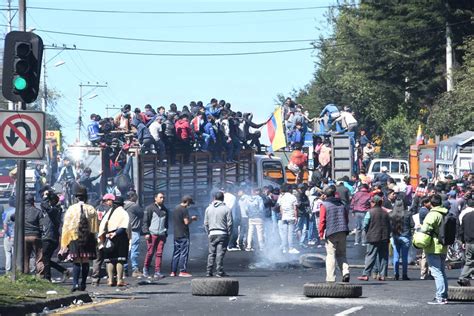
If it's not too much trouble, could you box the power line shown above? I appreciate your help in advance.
[35,28,315,44]
[7,4,354,15]
[46,46,315,57]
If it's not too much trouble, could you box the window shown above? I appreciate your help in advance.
[372,162,380,173]
[400,162,408,174]
[382,161,390,171]
[262,161,284,185]
[391,162,400,173]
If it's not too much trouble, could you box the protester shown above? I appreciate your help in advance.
[319,185,350,283]
[357,195,391,281]
[171,195,198,277]
[124,191,144,277]
[25,194,44,275]
[457,199,474,286]
[246,188,265,252]
[418,196,433,280]
[99,196,131,287]
[2,197,15,274]
[277,184,299,254]
[142,192,169,279]
[389,199,414,280]
[237,188,250,250]
[60,186,98,292]
[204,191,233,277]
[92,194,114,286]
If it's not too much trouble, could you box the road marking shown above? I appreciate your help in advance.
[52,298,125,315]
[334,306,364,316]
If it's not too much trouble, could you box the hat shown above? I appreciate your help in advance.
[371,195,382,204]
[381,166,388,172]
[102,193,115,201]
[75,186,87,197]
[25,194,35,204]
[113,196,125,206]
[182,195,195,205]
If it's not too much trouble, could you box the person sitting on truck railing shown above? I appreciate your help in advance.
[79,167,102,194]
[149,115,167,163]
[131,116,154,155]
[241,112,266,154]
[205,98,221,119]
[333,106,358,133]
[87,114,101,145]
[319,103,341,132]
[115,104,132,132]
[163,114,177,164]
[175,113,194,164]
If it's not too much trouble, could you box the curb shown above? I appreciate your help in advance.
[0,293,92,316]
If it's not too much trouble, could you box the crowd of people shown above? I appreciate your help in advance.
[87,99,268,164]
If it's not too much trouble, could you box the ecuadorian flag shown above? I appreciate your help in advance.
[267,107,286,151]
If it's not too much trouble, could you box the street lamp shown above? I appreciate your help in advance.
[42,52,65,112]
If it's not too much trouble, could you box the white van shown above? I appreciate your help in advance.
[367,158,409,183]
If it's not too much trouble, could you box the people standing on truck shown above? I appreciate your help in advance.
[88,114,101,145]
[351,184,371,246]
[132,116,154,155]
[60,186,98,292]
[2,196,15,274]
[319,103,341,132]
[318,185,350,283]
[92,194,115,285]
[277,184,300,254]
[362,142,375,170]
[124,191,144,278]
[204,191,233,277]
[99,196,131,287]
[149,115,167,163]
[142,192,169,279]
[319,139,332,179]
[163,114,177,164]
[246,188,266,252]
[218,111,234,163]
[190,111,206,150]
[25,194,44,275]
[205,98,221,119]
[41,189,69,282]
[333,106,358,132]
[115,104,132,132]
[357,195,391,281]
[288,122,304,150]
[175,114,194,164]
[171,195,198,277]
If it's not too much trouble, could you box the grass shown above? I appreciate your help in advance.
[0,274,70,307]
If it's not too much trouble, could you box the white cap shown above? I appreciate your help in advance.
[381,166,388,172]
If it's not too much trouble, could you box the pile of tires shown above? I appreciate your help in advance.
[448,286,474,302]
[304,283,362,298]
[191,278,239,296]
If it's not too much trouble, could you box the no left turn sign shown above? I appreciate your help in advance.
[0,110,45,159]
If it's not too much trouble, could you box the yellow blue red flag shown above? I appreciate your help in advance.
[267,107,286,151]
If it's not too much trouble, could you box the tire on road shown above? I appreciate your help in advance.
[191,278,239,296]
[299,254,326,268]
[448,286,474,301]
[304,282,362,298]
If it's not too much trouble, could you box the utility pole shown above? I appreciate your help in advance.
[77,82,108,143]
[42,49,47,111]
[12,0,27,281]
[7,0,15,110]
[446,22,454,91]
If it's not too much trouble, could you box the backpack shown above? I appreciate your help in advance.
[438,212,457,246]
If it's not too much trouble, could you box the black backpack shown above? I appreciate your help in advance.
[438,212,457,246]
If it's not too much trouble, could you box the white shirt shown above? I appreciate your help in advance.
[238,195,250,218]
[224,192,236,211]
[149,121,162,141]
[277,192,297,221]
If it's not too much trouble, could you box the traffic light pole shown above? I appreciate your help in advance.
[12,0,27,281]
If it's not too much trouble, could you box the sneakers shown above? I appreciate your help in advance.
[153,272,165,280]
[457,279,471,287]
[427,298,448,305]
[170,272,176,277]
[342,274,350,283]
[216,272,229,278]
[354,242,360,246]
[206,272,213,277]
[282,249,288,254]
[132,270,143,278]
[420,275,434,280]
[179,272,192,278]
[245,248,254,252]
[228,247,240,252]
[288,248,300,254]
[143,268,150,278]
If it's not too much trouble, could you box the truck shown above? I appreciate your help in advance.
[62,146,286,208]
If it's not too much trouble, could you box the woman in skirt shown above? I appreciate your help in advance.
[60,186,98,292]
[99,196,131,287]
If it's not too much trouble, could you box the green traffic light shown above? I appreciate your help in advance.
[13,76,27,90]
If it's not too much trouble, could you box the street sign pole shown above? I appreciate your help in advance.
[12,0,27,281]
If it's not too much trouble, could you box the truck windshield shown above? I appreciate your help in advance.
[262,161,284,185]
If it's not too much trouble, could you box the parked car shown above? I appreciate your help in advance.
[368,158,409,183]
[0,167,14,199]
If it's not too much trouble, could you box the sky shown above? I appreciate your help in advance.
[2,0,335,145]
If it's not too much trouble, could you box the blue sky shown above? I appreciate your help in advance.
[5,0,335,145]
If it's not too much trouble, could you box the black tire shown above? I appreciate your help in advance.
[191,278,239,296]
[448,286,474,301]
[304,282,362,298]
[300,254,325,268]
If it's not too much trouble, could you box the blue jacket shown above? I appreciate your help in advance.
[87,120,100,141]
[289,129,302,144]
[319,103,339,118]
[204,122,217,142]
[133,117,152,143]
[205,103,221,119]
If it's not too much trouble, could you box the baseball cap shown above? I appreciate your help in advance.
[381,166,388,172]
[371,195,382,203]
[182,195,195,205]
[102,193,115,201]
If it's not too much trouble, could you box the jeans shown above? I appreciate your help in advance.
[207,234,229,275]
[325,232,350,282]
[238,217,249,248]
[308,213,319,242]
[144,235,166,273]
[247,218,265,250]
[354,212,366,244]
[171,238,190,273]
[362,241,389,278]
[4,237,14,272]
[279,219,296,250]
[270,212,281,245]
[427,254,448,300]
[129,231,140,271]
[460,243,474,280]
[297,214,309,245]
[42,239,66,280]
[391,236,411,277]
[25,235,44,275]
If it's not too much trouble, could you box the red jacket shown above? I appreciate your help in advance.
[290,150,307,168]
[350,188,371,212]
[175,119,193,141]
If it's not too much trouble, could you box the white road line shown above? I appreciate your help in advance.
[334,306,364,316]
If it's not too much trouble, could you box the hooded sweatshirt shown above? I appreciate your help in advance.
[246,195,265,219]
[124,200,144,232]
[421,206,448,254]
[204,201,233,236]
[175,118,193,141]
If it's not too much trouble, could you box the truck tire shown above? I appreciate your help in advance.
[191,278,239,296]
[448,286,474,301]
[304,283,362,298]
[299,254,325,268]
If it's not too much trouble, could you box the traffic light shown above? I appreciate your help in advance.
[2,31,43,103]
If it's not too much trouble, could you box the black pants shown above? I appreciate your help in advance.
[42,239,66,280]
[207,235,229,275]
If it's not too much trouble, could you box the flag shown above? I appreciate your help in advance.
[416,124,424,145]
[267,107,286,151]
